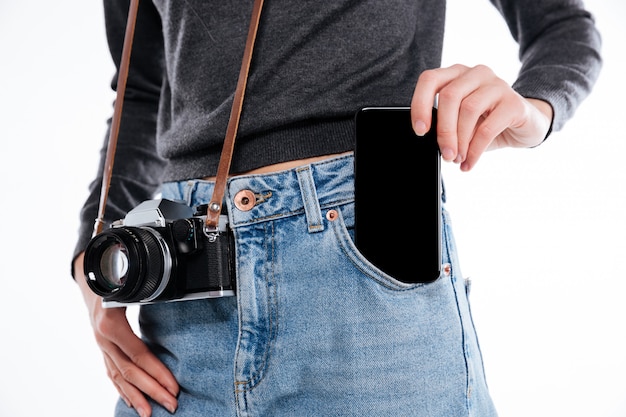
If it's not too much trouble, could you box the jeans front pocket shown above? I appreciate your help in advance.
[232,203,472,416]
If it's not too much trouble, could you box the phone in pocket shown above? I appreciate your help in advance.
[354,107,441,283]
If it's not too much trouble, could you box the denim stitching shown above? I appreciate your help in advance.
[235,221,278,394]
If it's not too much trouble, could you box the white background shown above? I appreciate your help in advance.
[0,0,624,416]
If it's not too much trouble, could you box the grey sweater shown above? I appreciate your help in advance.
[74,0,601,262]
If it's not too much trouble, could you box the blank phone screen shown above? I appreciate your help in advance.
[354,107,441,283]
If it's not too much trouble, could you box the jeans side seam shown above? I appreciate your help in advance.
[442,216,472,416]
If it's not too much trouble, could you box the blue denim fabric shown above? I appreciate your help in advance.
[115,153,498,417]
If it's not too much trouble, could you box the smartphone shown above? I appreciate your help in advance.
[354,107,441,283]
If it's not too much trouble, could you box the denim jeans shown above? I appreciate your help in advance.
[115,153,498,417]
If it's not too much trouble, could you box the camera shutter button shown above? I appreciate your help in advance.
[234,190,256,211]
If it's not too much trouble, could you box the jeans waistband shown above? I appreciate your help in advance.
[163,153,356,230]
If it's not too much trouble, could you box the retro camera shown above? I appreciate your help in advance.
[83,199,235,307]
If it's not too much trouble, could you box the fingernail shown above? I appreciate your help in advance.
[136,407,148,417]
[441,147,455,161]
[165,402,178,414]
[454,154,464,164]
[414,120,427,136]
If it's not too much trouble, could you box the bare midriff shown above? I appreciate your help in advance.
[202,152,351,181]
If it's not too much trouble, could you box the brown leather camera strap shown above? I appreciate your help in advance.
[94,0,265,236]
[94,0,140,236]
[206,0,265,229]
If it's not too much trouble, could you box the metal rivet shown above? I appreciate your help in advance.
[443,264,452,276]
[208,202,221,213]
[326,209,338,221]
[234,190,256,211]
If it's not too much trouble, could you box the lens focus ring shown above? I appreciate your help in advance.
[84,226,171,303]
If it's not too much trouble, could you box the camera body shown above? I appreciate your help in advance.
[83,199,235,307]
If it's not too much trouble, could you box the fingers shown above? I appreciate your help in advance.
[411,64,538,171]
[412,64,493,162]
[75,253,180,416]
[96,309,179,395]
[410,64,467,139]
[105,351,151,417]
[93,308,179,416]
[102,339,179,416]
[460,93,524,170]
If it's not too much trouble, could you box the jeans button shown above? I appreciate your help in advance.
[234,190,256,211]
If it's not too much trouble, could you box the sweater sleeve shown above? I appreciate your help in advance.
[490,0,602,132]
[72,0,167,274]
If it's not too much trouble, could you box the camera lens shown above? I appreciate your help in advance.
[83,226,173,303]
[99,243,129,288]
